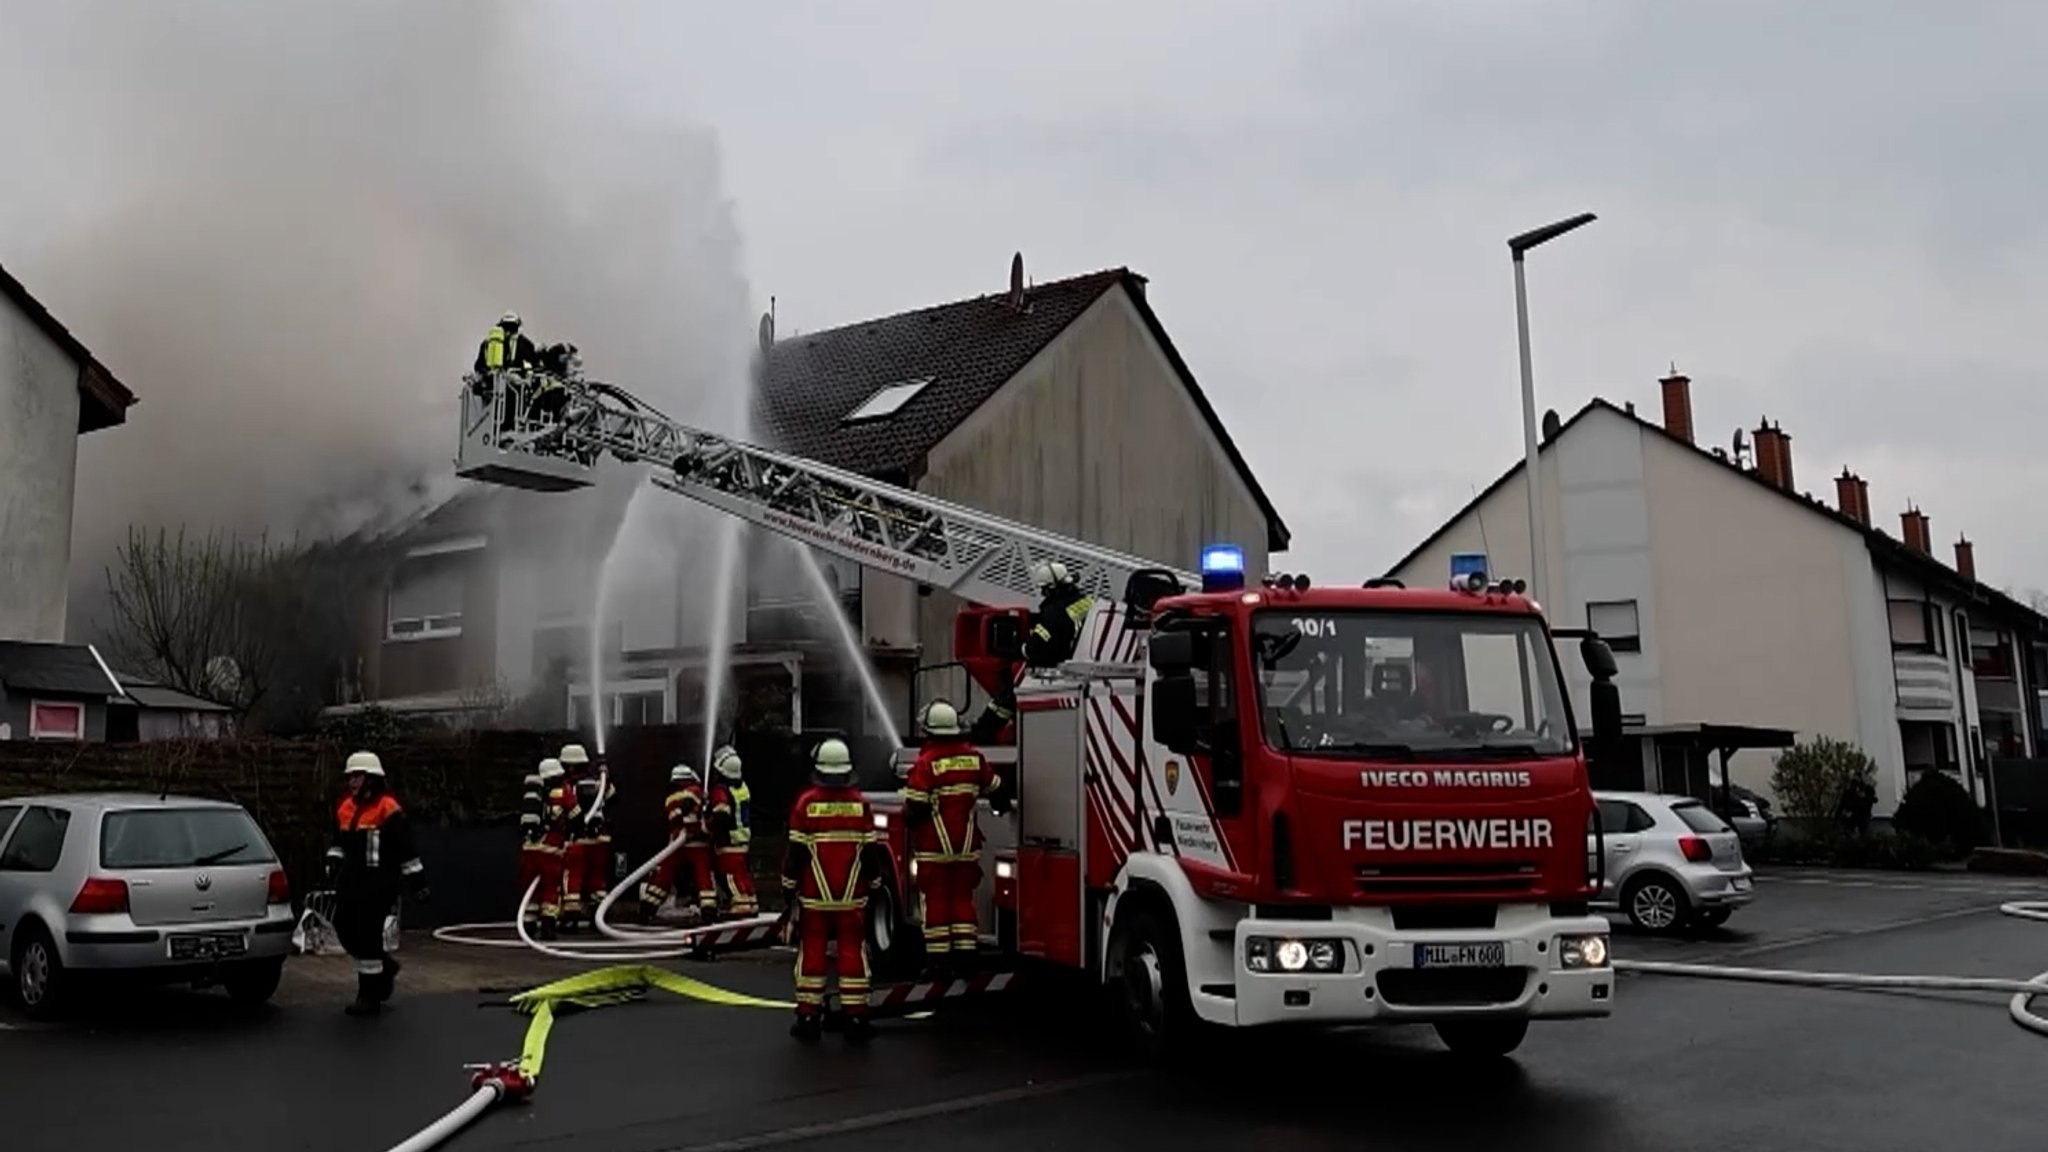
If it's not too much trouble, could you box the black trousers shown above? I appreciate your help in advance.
[335,892,396,977]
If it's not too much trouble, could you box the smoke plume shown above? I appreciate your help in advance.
[0,2,756,645]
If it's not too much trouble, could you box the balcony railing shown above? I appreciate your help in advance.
[1893,652,1956,713]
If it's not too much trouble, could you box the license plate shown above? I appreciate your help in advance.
[169,932,248,961]
[1413,941,1506,969]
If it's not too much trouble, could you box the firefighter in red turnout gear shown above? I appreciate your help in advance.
[640,765,714,919]
[535,758,575,937]
[782,739,889,1044]
[903,700,1001,966]
[514,765,560,936]
[559,743,615,928]
[708,745,757,917]
[326,751,429,1017]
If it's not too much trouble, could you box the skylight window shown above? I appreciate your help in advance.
[843,376,935,424]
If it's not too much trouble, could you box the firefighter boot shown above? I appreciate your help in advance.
[345,975,381,1018]
[842,1015,874,1046]
[374,956,402,1003]
[789,1014,822,1043]
[537,916,558,941]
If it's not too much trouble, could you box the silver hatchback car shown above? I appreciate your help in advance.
[1591,791,1755,932]
[0,793,297,1019]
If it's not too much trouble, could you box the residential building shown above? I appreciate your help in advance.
[0,641,231,743]
[0,262,138,643]
[336,257,1289,743]
[1385,370,2047,814]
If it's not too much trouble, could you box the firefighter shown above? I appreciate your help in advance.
[708,745,758,917]
[640,764,712,920]
[325,751,429,1017]
[535,757,575,937]
[560,743,616,928]
[515,767,556,936]
[1023,560,1094,668]
[902,700,1000,969]
[781,738,889,1044]
[475,311,540,432]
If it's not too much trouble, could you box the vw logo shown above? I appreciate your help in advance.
[194,874,212,891]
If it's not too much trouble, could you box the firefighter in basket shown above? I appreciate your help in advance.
[708,744,758,918]
[969,559,1096,743]
[640,764,713,922]
[325,751,430,1018]
[781,738,890,1045]
[903,700,1002,970]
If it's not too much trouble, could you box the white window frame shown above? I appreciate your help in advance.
[566,676,674,727]
[842,376,935,424]
[387,561,467,642]
[1586,599,1642,653]
[28,700,85,741]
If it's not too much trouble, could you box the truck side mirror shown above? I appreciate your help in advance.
[1587,680,1624,764]
[1124,568,1185,624]
[1148,630,1194,672]
[1580,636,1619,681]
[1150,674,1199,750]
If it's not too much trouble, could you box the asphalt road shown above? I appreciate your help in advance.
[4,867,2045,1152]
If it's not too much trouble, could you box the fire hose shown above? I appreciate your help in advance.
[1612,899,2048,1038]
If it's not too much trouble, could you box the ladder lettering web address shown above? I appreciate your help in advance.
[456,371,1196,610]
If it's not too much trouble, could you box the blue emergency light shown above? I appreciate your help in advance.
[1200,544,1246,593]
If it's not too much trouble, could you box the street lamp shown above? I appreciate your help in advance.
[1508,212,1596,605]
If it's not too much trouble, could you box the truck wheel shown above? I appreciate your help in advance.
[866,882,924,982]
[1622,874,1689,933]
[1433,1017,1529,1058]
[1109,904,1192,1062]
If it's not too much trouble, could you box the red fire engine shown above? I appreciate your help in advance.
[456,362,1622,1057]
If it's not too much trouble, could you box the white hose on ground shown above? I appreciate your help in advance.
[382,1083,501,1152]
[1613,900,2048,1038]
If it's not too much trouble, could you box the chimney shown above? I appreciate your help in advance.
[1752,418,1784,489]
[1834,468,1871,526]
[1007,252,1026,310]
[1775,421,1794,493]
[1658,366,1694,445]
[1900,505,1930,554]
[1954,535,1976,581]
[1853,474,1870,526]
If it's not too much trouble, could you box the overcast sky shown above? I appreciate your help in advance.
[6,1,2045,603]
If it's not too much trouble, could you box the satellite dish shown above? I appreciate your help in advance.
[1541,409,1562,442]
[758,311,774,355]
[1008,252,1026,308]
[1732,427,1749,466]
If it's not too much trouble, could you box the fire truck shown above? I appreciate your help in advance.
[455,365,1623,1057]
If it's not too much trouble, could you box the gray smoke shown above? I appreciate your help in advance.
[0,1,755,643]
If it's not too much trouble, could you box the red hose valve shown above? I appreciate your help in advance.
[469,1061,534,1103]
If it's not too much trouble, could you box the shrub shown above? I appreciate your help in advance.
[1769,736,1878,824]
[1829,831,1942,871]
[1891,769,1985,854]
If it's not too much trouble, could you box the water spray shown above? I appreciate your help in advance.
[789,538,904,749]
[698,515,742,768]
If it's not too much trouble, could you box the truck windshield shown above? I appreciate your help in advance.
[1251,610,1573,759]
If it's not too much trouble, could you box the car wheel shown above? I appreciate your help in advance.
[223,957,285,1005]
[1434,1016,1529,1058]
[1623,874,1689,933]
[1108,903,1194,1063]
[12,923,70,1022]
[1691,908,1732,929]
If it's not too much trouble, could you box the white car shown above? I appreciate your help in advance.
[0,793,297,1020]
[1591,791,1755,932]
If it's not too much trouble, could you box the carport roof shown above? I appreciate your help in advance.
[1625,722,1798,749]
[0,641,126,698]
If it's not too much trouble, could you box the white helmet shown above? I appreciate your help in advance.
[812,738,854,780]
[345,750,385,777]
[921,700,962,736]
[559,743,590,766]
[670,764,699,784]
[714,747,744,781]
[1030,560,1070,590]
[538,757,564,781]
[500,310,521,327]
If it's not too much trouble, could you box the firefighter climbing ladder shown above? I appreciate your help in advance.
[456,370,1198,612]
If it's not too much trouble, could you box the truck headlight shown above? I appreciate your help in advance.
[994,859,1014,880]
[1558,934,1609,969]
[872,812,890,830]
[1246,935,1344,974]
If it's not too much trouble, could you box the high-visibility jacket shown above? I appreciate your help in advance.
[666,783,707,844]
[1024,584,1094,668]
[902,740,1000,864]
[782,784,885,912]
[327,790,424,902]
[542,782,581,849]
[477,325,537,374]
[709,781,751,848]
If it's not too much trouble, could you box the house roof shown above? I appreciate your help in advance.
[118,679,232,713]
[754,266,1289,552]
[1387,398,2048,633]
[0,641,127,698]
[0,261,138,433]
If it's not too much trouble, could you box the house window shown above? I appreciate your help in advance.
[1586,601,1642,653]
[616,692,665,728]
[28,701,85,741]
[841,376,934,424]
[1887,599,1944,654]
[388,557,465,641]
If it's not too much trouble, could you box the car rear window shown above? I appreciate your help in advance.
[100,808,277,869]
[1671,802,1732,834]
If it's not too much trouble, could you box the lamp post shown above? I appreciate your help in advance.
[1508,212,1597,605]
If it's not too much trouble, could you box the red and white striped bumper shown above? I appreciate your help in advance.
[688,921,780,954]
[860,970,1019,1015]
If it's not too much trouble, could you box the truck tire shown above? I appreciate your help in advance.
[1108,902,1193,1062]
[1433,1016,1529,1058]
[866,881,924,982]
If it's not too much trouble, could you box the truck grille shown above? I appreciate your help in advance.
[1376,968,1531,1008]
[1355,861,1542,898]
